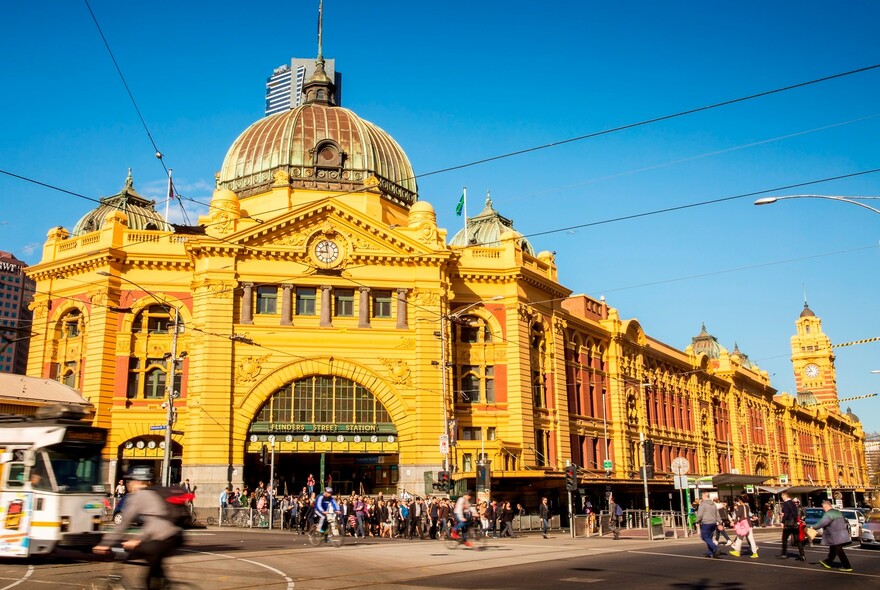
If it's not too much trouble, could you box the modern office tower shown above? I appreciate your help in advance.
[265,58,342,115]
[0,251,34,375]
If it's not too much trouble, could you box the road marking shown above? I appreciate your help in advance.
[186,549,295,590]
[0,565,33,590]
[629,550,880,579]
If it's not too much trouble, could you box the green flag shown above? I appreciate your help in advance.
[455,192,464,216]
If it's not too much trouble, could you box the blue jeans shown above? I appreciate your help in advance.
[700,523,719,556]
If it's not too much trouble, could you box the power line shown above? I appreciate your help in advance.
[413,63,880,180]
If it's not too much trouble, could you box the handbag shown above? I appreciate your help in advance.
[734,519,750,536]
[806,527,818,541]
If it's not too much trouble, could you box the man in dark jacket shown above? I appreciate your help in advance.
[539,497,550,538]
[810,499,853,571]
[778,492,805,560]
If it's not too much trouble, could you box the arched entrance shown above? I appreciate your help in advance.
[116,435,182,483]
[245,375,399,495]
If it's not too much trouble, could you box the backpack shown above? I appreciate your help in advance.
[615,504,623,517]
[148,485,195,527]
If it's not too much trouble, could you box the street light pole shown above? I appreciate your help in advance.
[754,194,880,215]
[640,431,651,540]
[438,296,502,475]
[98,270,181,487]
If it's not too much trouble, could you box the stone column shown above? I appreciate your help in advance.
[396,288,408,329]
[320,285,332,327]
[281,284,293,326]
[240,282,253,325]
[358,287,371,328]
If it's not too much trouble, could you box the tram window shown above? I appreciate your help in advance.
[7,464,25,487]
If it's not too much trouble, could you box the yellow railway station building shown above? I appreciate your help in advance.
[23,56,869,511]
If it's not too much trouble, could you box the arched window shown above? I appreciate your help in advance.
[131,305,178,334]
[254,376,392,426]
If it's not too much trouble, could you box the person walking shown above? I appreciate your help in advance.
[810,499,853,572]
[778,492,805,561]
[714,500,733,546]
[728,496,758,559]
[695,492,721,558]
[539,497,550,539]
[608,496,621,540]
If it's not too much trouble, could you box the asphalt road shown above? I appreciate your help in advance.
[0,528,877,589]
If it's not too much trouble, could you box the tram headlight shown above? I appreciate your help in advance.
[60,516,70,532]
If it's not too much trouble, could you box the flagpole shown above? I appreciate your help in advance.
[463,186,468,235]
[164,169,173,222]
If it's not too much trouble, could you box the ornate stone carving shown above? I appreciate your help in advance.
[196,279,235,299]
[89,289,108,308]
[273,169,290,186]
[518,303,536,323]
[411,289,439,307]
[378,357,412,385]
[235,354,272,383]
[115,338,131,355]
[415,222,438,245]
[209,200,241,235]
[149,344,166,358]
[30,301,49,319]
[553,317,567,334]
[348,234,377,251]
[395,337,416,350]
[273,231,308,247]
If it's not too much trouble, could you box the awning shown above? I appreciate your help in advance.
[757,485,787,494]
[712,474,771,487]
[783,486,823,494]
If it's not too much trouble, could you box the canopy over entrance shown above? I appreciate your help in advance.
[711,473,771,487]
[783,486,823,494]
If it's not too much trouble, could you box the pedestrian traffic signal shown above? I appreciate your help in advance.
[643,439,654,467]
[261,444,268,463]
[565,464,578,492]
[437,470,451,491]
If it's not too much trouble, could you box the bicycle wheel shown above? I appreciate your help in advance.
[329,531,345,548]
[205,516,216,526]
[307,525,324,547]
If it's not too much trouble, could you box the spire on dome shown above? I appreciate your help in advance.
[303,0,336,105]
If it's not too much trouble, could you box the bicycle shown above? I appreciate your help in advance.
[445,518,488,550]
[87,546,200,590]
[308,512,345,548]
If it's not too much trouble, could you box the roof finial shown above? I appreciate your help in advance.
[486,190,492,208]
[803,282,808,307]
[124,168,133,190]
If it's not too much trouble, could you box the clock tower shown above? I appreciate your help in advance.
[790,302,838,410]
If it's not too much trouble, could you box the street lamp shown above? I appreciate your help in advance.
[439,295,503,473]
[98,270,182,486]
[754,194,880,215]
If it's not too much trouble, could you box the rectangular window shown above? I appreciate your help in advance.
[461,427,482,441]
[371,290,392,318]
[144,364,166,399]
[256,286,278,315]
[459,365,479,403]
[295,288,316,316]
[336,378,354,423]
[462,453,473,472]
[534,429,548,466]
[126,358,140,399]
[532,371,544,408]
[334,289,355,317]
[485,366,494,403]
[294,380,312,422]
[314,377,333,423]
[487,427,496,441]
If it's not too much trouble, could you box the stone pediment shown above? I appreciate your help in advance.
[218,201,441,264]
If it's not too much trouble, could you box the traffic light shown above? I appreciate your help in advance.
[565,464,578,492]
[643,439,654,467]
[260,444,268,464]
[437,470,450,491]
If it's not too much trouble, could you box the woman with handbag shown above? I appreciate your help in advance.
[729,496,759,558]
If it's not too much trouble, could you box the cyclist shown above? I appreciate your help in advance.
[93,466,183,590]
[451,490,474,546]
[314,487,339,534]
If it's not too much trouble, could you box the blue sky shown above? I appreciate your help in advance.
[2,1,879,435]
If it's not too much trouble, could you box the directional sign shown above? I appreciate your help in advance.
[779,474,789,485]
[149,425,166,431]
[603,460,613,470]
[439,435,449,454]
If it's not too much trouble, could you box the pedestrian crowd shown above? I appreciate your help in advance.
[219,483,532,540]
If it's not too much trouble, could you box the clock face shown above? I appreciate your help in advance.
[314,239,340,264]
[804,363,820,378]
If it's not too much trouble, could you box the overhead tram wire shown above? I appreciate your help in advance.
[522,167,880,239]
[83,0,190,225]
[5,62,879,244]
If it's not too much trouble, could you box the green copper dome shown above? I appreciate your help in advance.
[449,194,534,254]
[72,170,171,236]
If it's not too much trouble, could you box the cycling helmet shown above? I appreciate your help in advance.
[125,466,154,482]
[324,487,333,494]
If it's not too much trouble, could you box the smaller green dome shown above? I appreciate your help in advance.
[449,194,534,254]
[72,170,171,236]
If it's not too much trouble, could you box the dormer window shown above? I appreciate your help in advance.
[313,141,343,169]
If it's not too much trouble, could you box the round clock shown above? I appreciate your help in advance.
[804,363,820,378]
[314,239,340,265]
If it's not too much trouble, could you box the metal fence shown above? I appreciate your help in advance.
[572,510,690,538]
[219,507,288,529]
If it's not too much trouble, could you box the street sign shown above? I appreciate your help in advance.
[674,475,688,489]
[149,425,166,430]
[603,460,613,470]
[171,430,184,435]
[671,456,690,476]
[745,485,754,494]
[779,474,789,484]
[439,434,449,454]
